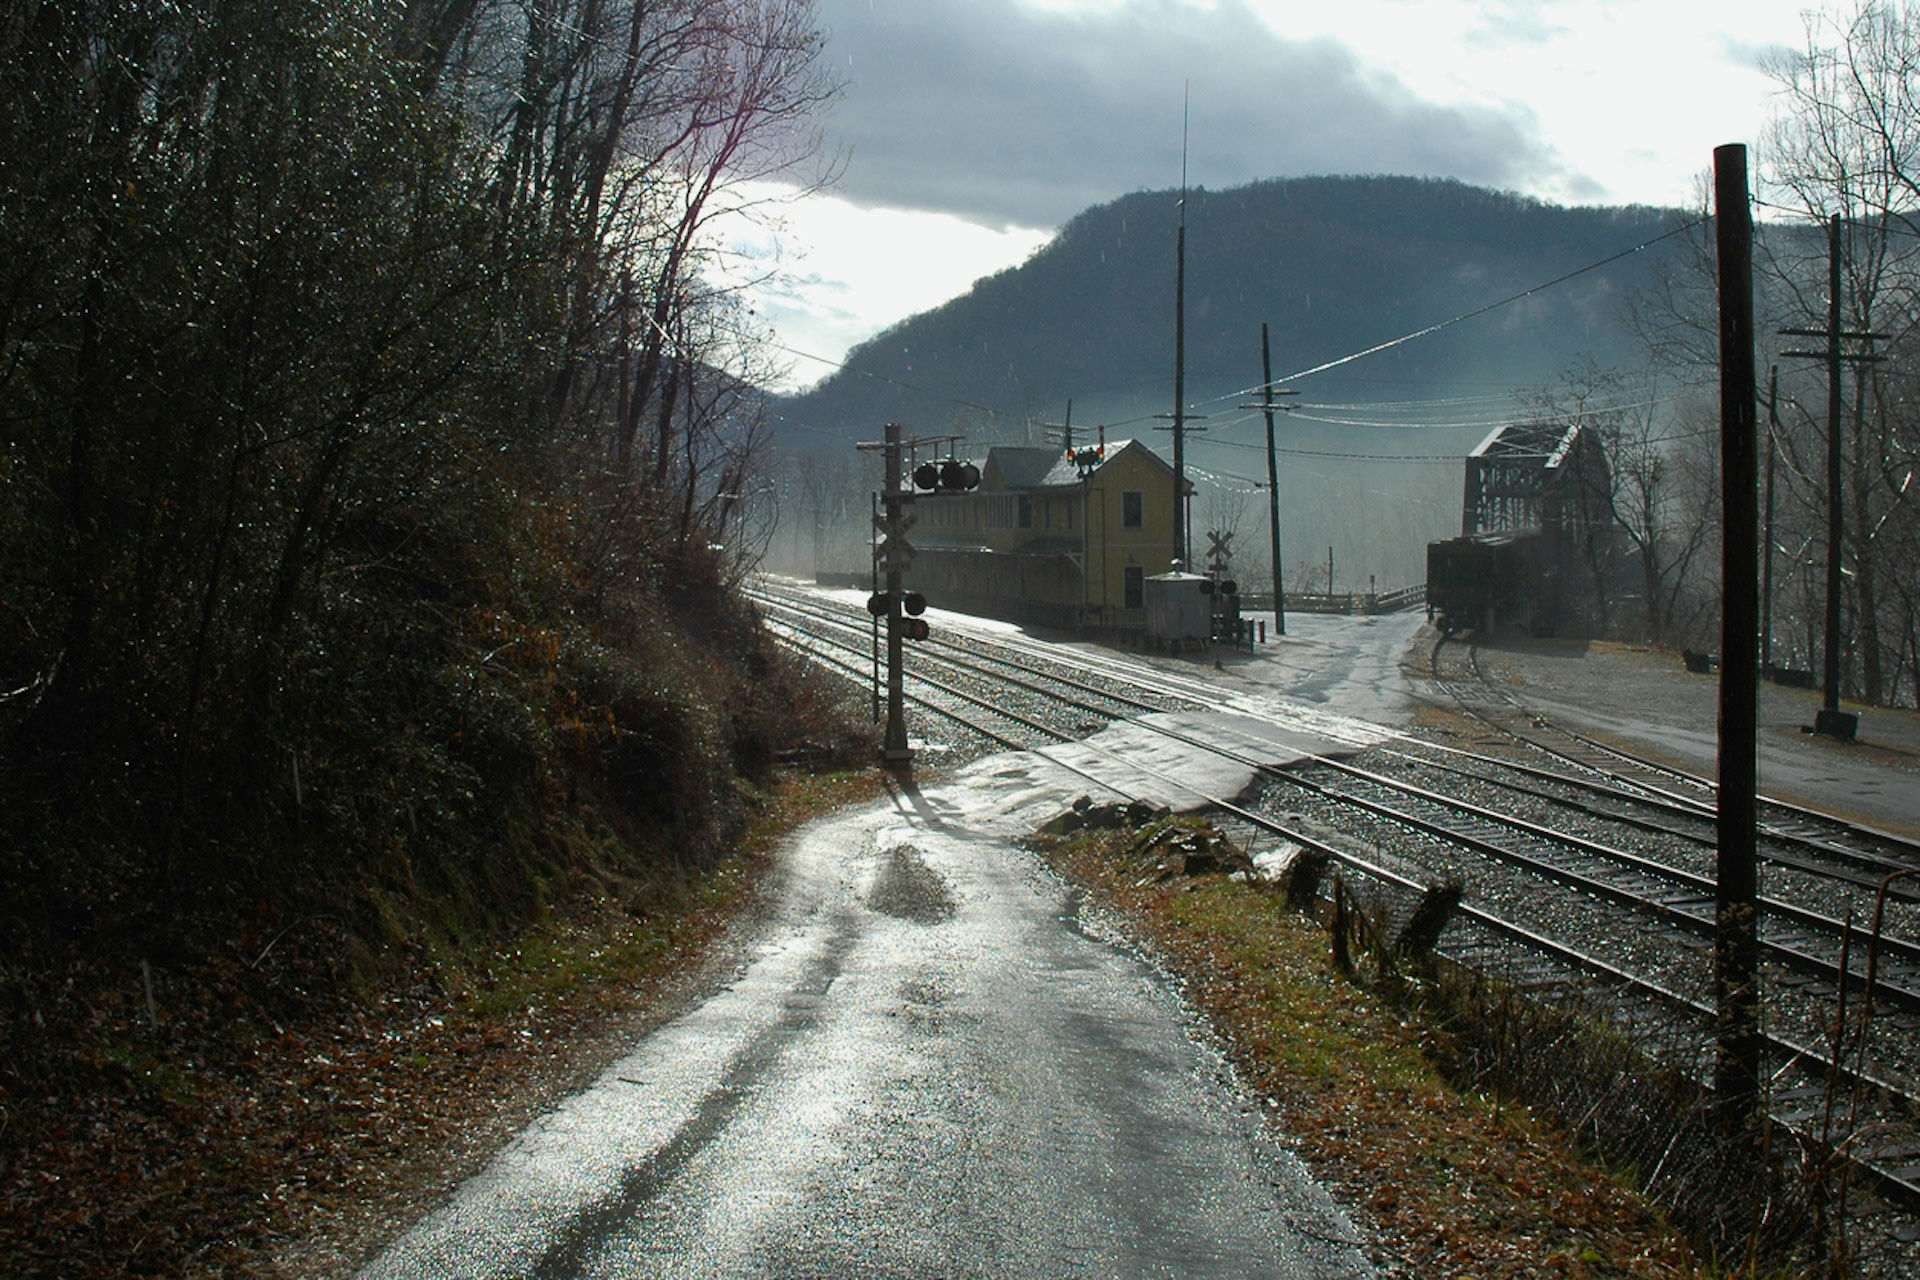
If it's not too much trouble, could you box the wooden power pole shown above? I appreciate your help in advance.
[1250,323,1297,634]
[1781,214,1882,739]
[1713,142,1761,1136]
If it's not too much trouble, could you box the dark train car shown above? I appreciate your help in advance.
[1426,528,1555,635]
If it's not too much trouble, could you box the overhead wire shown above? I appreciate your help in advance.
[762,213,1709,455]
[1200,437,1463,463]
[1198,215,1711,407]
[1751,195,1920,240]
[765,339,1006,421]
[1273,392,1678,431]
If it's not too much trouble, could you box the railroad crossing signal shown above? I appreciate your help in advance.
[857,422,968,764]
[913,458,981,493]
[867,591,926,618]
[1206,528,1233,574]
[869,591,933,640]
[873,510,917,572]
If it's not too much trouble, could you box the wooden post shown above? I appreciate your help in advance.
[1713,142,1761,1136]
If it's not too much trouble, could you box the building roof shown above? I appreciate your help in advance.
[987,446,1063,490]
[987,438,1176,492]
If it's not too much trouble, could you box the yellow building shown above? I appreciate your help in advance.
[907,439,1187,630]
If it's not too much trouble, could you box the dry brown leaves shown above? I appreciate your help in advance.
[1040,830,1706,1280]
[0,871,760,1279]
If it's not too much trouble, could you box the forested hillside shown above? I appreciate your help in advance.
[767,177,1697,594]
[0,5,864,1270]
[774,176,1690,441]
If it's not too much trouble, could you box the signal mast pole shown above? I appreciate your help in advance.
[879,422,910,761]
[857,425,974,767]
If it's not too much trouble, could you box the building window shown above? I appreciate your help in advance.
[1124,565,1144,610]
[1018,495,1032,529]
[1122,490,1143,528]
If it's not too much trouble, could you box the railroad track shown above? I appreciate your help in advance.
[753,579,1920,1213]
[1426,635,1920,889]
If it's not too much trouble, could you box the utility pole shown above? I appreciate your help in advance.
[1712,142,1761,1140]
[1781,213,1882,740]
[1243,324,1297,634]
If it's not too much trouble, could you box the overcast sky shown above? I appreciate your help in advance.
[724,0,1825,391]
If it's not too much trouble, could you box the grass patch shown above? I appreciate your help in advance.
[1032,820,1708,1280]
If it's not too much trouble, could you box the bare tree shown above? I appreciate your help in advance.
[1520,363,1720,644]
[1759,0,1920,705]
[0,0,836,906]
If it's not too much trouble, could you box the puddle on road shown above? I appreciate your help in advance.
[866,844,958,924]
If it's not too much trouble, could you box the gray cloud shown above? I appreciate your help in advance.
[813,0,1571,227]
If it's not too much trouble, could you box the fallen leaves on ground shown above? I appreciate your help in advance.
[1035,828,1706,1280]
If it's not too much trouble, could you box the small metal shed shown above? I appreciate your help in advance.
[1145,572,1212,648]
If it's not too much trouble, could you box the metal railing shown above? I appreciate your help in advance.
[1239,584,1427,616]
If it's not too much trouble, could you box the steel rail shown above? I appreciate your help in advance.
[767,585,1920,1209]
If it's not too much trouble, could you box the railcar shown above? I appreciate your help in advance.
[1425,528,1556,635]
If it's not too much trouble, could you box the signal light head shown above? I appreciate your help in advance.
[900,617,930,641]
[912,456,981,492]
[902,592,927,616]
[866,592,890,616]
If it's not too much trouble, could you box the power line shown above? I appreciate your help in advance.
[1752,196,1920,241]
[765,340,1006,420]
[1276,392,1677,431]
[763,213,1708,450]
[1197,216,1710,407]
[1196,437,1462,463]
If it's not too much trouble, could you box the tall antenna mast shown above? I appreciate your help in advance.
[1172,82,1190,569]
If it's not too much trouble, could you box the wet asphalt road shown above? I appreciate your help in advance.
[361,737,1374,1279]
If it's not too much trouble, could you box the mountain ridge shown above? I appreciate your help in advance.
[770,174,1692,447]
